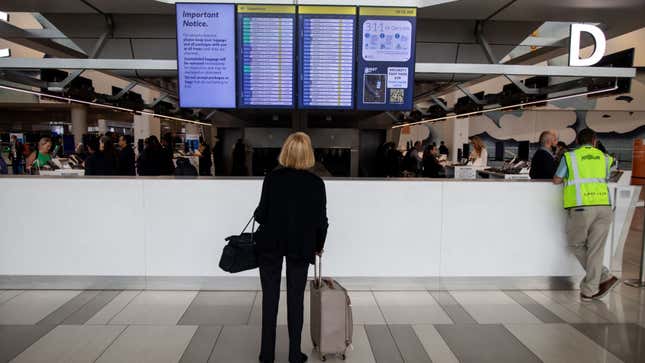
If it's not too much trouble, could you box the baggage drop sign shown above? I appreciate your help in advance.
[357,7,416,111]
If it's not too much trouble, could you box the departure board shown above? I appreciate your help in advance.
[298,6,356,109]
[237,5,296,108]
[357,7,417,111]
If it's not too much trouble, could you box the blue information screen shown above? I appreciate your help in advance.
[176,3,236,108]
[298,6,356,110]
[237,5,296,108]
[357,7,416,111]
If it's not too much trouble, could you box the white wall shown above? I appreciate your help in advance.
[0,177,639,279]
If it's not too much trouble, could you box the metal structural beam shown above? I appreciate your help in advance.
[0,58,636,79]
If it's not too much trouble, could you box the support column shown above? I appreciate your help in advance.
[70,105,87,146]
[447,117,470,163]
[97,119,108,135]
[133,112,160,144]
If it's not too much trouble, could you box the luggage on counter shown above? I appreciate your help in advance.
[310,256,353,361]
[219,217,258,273]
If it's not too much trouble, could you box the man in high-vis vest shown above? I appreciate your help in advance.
[553,128,618,301]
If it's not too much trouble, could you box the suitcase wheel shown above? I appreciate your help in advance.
[341,354,346,360]
[320,354,326,361]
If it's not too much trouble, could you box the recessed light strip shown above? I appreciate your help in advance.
[0,84,211,127]
[394,85,619,129]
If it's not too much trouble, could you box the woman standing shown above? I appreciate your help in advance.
[26,137,53,173]
[84,136,118,176]
[254,132,328,363]
[468,136,488,167]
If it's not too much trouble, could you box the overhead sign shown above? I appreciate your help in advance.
[298,6,356,110]
[176,3,236,108]
[569,23,606,67]
[357,7,416,111]
[237,5,296,108]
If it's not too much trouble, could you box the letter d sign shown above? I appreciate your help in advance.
[569,23,606,66]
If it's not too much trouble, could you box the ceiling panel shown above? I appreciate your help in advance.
[493,0,645,22]
[0,0,94,13]
[418,0,511,19]
[0,0,173,14]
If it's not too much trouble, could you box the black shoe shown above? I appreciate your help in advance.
[289,353,308,363]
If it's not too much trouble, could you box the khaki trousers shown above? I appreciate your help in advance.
[566,206,612,296]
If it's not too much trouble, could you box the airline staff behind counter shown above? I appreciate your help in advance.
[553,128,619,301]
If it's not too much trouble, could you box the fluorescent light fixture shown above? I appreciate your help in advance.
[0,84,211,127]
[0,84,136,112]
[395,85,618,129]
[0,11,8,22]
[139,111,212,126]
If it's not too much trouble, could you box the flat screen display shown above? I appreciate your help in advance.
[176,3,236,108]
[298,6,356,109]
[357,7,416,111]
[237,5,296,108]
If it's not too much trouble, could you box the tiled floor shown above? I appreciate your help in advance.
[1,286,645,363]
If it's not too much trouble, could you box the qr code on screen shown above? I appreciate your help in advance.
[390,89,405,104]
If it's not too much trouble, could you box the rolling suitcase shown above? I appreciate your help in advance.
[310,256,353,361]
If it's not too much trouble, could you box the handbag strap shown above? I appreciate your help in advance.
[241,216,255,244]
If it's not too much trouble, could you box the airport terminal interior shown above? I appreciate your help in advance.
[1,0,645,362]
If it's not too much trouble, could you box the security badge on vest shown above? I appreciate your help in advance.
[563,146,613,209]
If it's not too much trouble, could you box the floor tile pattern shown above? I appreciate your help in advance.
[1,285,645,363]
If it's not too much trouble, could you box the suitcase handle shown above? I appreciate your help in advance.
[314,255,322,288]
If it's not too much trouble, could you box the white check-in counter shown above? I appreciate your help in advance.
[0,175,640,287]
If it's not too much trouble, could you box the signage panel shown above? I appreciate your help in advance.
[298,6,356,109]
[176,3,236,108]
[237,5,296,108]
[357,7,416,111]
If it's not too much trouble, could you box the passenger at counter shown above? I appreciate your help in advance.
[529,131,557,180]
[137,136,163,176]
[9,135,24,175]
[26,137,52,173]
[422,144,442,178]
[467,136,488,167]
[117,135,136,176]
[160,133,175,175]
[254,132,328,363]
[553,128,618,301]
[232,138,248,176]
[196,142,212,176]
[555,141,569,165]
[84,136,118,176]
[439,141,449,157]
[404,141,423,175]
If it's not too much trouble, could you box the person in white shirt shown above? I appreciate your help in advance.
[468,136,488,167]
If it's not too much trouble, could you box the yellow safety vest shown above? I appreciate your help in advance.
[563,146,613,209]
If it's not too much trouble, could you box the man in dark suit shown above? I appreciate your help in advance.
[530,131,557,179]
[117,135,136,176]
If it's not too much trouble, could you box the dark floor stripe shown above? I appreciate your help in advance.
[436,324,541,363]
[0,325,55,362]
[389,325,432,363]
[430,291,477,324]
[179,326,222,363]
[63,290,122,325]
[573,323,645,363]
[503,291,564,323]
[35,290,99,326]
[364,325,404,363]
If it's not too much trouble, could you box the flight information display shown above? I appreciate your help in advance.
[176,3,236,108]
[237,5,296,108]
[298,6,356,109]
[357,7,416,111]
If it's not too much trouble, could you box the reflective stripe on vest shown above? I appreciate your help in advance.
[562,147,611,209]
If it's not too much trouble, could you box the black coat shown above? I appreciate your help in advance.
[117,145,136,176]
[529,148,556,180]
[85,151,117,176]
[254,167,328,264]
[422,154,442,178]
[137,147,162,176]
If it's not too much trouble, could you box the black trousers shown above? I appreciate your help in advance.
[259,254,309,363]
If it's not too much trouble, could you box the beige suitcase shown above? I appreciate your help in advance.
[310,256,353,361]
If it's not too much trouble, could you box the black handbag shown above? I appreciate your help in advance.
[219,216,258,273]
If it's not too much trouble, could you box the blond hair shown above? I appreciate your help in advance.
[278,132,315,170]
[470,136,485,155]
